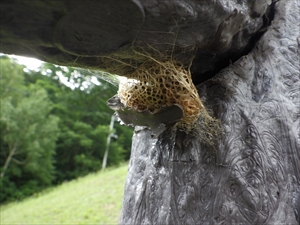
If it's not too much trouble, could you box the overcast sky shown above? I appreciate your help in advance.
[11,55,43,71]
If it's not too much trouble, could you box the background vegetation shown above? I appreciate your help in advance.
[0,56,133,203]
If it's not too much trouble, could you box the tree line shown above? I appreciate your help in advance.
[0,56,133,203]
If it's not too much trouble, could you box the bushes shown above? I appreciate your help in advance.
[0,178,45,202]
[0,57,133,203]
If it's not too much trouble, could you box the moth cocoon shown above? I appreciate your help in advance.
[118,59,204,133]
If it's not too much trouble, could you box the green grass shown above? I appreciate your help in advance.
[0,164,128,225]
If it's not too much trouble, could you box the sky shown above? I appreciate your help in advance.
[10,55,43,71]
[6,54,114,90]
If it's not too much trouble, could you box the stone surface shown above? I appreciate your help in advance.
[1,0,272,83]
[120,0,300,224]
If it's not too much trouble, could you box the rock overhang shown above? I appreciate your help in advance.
[0,0,275,85]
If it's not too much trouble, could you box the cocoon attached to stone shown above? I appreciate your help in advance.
[117,59,205,133]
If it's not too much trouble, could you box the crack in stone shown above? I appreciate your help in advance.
[192,1,277,86]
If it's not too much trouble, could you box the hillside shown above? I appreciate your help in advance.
[0,164,128,224]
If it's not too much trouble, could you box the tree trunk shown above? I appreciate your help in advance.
[1,144,18,178]
[102,114,116,170]
[119,0,300,224]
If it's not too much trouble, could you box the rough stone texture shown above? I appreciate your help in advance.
[0,0,299,224]
[1,0,271,83]
[120,0,300,224]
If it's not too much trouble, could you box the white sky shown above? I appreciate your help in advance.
[8,55,105,90]
[4,54,128,91]
[11,55,44,71]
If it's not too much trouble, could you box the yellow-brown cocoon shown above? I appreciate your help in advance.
[118,59,204,133]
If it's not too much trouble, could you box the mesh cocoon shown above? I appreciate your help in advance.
[118,60,204,133]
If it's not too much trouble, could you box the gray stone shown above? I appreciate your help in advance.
[1,0,272,82]
[120,0,300,224]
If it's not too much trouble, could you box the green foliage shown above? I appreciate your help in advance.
[0,57,60,202]
[38,64,132,182]
[0,56,133,203]
[1,90,59,179]
[0,177,19,202]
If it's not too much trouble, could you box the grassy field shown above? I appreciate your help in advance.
[0,164,128,225]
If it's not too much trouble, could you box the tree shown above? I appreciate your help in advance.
[1,90,59,179]
[24,62,133,182]
[0,57,59,201]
